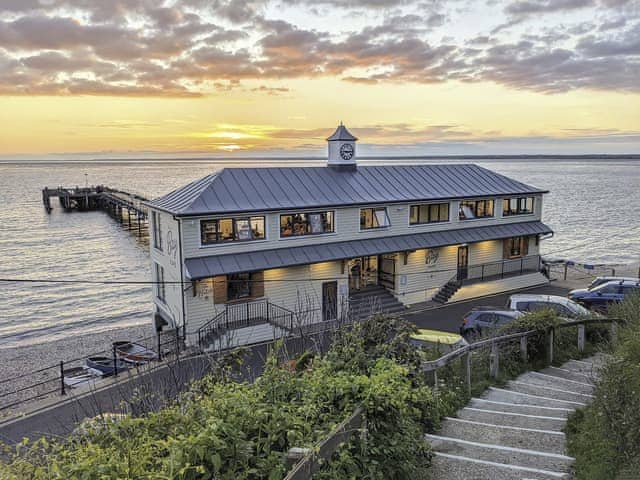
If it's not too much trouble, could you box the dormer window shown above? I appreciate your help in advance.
[360,207,390,229]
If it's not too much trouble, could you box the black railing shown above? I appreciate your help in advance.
[197,300,295,347]
[464,254,541,284]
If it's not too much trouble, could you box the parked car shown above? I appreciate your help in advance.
[506,294,593,318]
[459,307,524,339]
[587,276,639,290]
[410,329,469,352]
[569,280,640,312]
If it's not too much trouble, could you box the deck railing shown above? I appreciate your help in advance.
[464,254,541,283]
[197,300,295,347]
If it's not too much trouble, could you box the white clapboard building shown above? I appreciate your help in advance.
[144,125,552,348]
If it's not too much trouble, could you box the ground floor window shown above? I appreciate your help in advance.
[228,273,252,300]
[155,263,166,302]
[504,236,529,259]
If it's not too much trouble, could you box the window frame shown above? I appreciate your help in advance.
[502,196,535,216]
[409,202,450,225]
[279,210,336,238]
[200,216,266,246]
[360,207,391,230]
[227,272,252,301]
[504,236,528,259]
[152,211,163,251]
[458,199,495,221]
[155,262,166,303]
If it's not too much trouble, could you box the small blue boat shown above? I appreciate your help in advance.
[86,356,130,376]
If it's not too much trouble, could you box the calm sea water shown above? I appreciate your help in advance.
[0,158,638,347]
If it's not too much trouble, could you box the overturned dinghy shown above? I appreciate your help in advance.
[62,366,100,388]
[86,356,130,376]
[113,341,158,364]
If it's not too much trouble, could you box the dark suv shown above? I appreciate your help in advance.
[459,307,523,339]
[569,280,640,312]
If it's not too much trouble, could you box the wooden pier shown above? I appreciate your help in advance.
[42,185,150,235]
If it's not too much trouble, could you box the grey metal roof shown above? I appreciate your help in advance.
[146,164,548,217]
[184,220,552,280]
[326,124,358,141]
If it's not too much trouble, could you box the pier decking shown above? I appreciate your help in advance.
[42,185,149,235]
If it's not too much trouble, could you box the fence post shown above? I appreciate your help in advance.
[157,330,162,361]
[113,344,118,377]
[610,321,618,347]
[520,336,528,363]
[577,324,585,352]
[175,326,180,358]
[563,263,568,281]
[60,361,66,396]
[489,343,499,379]
[547,327,555,364]
[463,352,472,396]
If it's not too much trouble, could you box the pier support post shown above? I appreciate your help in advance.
[578,324,585,352]
[60,361,66,396]
[547,327,555,364]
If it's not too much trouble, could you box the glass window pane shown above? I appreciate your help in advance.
[292,213,307,235]
[325,212,334,233]
[460,202,475,219]
[439,203,449,221]
[526,197,534,212]
[419,205,429,223]
[409,206,419,224]
[250,217,265,239]
[280,215,293,237]
[486,200,494,217]
[374,208,389,227]
[360,209,370,229]
[429,204,439,222]
[477,201,486,217]
[201,220,217,244]
[235,219,251,240]
[308,213,324,233]
[218,218,234,241]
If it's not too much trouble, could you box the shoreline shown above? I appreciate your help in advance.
[0,323,157,419]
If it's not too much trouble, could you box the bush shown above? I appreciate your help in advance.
[566,291,640,480]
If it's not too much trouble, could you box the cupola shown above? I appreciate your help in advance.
[326,123,358,170]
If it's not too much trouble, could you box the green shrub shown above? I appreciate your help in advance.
[566,291,640,479]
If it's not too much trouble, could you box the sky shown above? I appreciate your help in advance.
[0,0,638,159]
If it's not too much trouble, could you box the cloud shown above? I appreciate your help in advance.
[0,0,637,97]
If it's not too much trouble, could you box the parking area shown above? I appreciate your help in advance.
[403,283,571,333]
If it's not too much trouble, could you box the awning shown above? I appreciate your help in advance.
[184,221,553,280]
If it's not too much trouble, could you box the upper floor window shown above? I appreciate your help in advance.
[154,263,166,302]
[459,199,494,220]
[409,203,449,225]
[152,211,163,251]
[280,211,334,237]
[200,216,265,245]
[503,197,535,216]
[360,207,390,230]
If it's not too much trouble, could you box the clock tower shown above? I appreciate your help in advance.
[327,123,358,170]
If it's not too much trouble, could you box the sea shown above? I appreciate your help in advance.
[0,157,639,348]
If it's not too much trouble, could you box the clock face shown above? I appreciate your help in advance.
[340,143,354,161]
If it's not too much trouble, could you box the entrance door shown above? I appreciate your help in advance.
[457,246,469,281]
[379,254,396,290]
[322,281,338,321]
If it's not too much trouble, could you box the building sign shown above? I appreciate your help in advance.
[425,249,439,267]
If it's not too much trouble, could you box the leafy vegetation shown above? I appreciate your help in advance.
[0,315,437,480]
[566,291,640,480]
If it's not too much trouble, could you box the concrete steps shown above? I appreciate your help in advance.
[429,355,608,480]
[348,286,405,320]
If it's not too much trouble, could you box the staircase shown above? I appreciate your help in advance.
[433,279,462,304]
[348,285,405,320]
[428,354,608,480]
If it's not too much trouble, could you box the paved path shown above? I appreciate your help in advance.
[404,283,571,333]
[427,353,608,480]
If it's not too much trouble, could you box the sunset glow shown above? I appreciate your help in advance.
[0,0,638,158]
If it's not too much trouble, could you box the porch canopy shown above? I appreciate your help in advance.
[184,221,553,280]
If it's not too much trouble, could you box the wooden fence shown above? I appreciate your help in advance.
[283,316,621,479]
